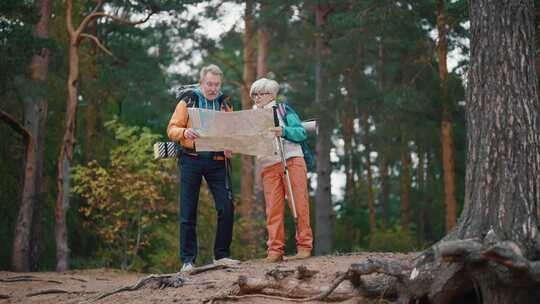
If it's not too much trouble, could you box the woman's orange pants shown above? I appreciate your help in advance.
[261,157,313,256]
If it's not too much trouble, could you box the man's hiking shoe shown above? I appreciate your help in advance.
[292,250,311,260]
[265,254,283,263]
[181,263,194,272]
[213,257,240,266]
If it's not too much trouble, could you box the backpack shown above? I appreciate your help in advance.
[276,103,315,171]
[175,84,231,110]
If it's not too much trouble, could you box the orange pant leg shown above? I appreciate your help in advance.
[262,162,286,256]
[286,157,313,253]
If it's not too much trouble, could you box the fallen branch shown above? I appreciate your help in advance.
[26,289,69,297]
[0,275,62,284]
[90,264,231,302]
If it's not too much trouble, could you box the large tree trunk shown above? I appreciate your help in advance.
[12,0,51,272]
[240,0,256,251]
[437,0,458,233]
[314,4,334,255]
[459,0,540,255]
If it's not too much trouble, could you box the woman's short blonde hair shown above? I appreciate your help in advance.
[250,78,280,98]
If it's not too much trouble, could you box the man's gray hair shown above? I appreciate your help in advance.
[200,64,224,80]
[250,78,280,97]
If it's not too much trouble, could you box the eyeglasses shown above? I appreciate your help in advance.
[251,92,272,98]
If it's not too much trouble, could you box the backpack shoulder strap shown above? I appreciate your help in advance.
[277,103,287,123]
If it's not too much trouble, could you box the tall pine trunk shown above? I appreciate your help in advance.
[240,0,256,250]
[378,42,390,229]
[314,5,334,255]
[12,0,51,272]
[450,1,540,301]
[437,0,457,232]
[251,3,269,256]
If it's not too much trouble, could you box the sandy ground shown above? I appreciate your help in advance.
[0,252,411,304]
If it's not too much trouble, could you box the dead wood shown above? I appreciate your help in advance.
[0,275,62,284]
[26,289,69,297]
[208,266,355,303]
[0,294,10,299]
[89,264,233,302]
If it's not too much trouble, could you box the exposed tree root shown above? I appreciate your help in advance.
[88,264,233,302]
[26,289,70,297]
[0,275,63,284]
[207,265,357,303]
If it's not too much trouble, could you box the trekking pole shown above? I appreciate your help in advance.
[273,106,298,223]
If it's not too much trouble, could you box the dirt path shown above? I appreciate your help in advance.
[0,252,411,304]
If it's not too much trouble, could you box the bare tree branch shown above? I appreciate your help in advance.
[80,33,115,58]
[75,0,105,35]
[77,10,156,37]
[0,109,31,141]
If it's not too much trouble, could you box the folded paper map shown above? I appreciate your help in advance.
[188,107,277,157]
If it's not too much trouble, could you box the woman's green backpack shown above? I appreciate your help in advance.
[276,103,315,171]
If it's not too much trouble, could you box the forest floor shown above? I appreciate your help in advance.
[0,252,413,304]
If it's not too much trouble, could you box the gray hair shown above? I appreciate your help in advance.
[199,64,223,81]
[250,78,280,98]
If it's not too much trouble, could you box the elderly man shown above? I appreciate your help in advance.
[167,64,238,271]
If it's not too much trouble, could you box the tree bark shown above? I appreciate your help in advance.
[12,0,51,272]
[459,0,540,257]
[251,2,269,256]
[437,0,458,233]
[314,4,334,255]
[239,0,256,253]
[378,42,390,230]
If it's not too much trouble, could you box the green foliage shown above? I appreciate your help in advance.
[72,120,177,270]
[368,226,420,253]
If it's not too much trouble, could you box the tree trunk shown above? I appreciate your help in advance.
[240,0,256,252]
[12,0,51,272]
[341,101,355,202]
[379,150,390,230]
[251,3,269,257]
[399,132,410,233]
[362,113,376,241]
[55,0,81,271]
[378,42,390,230]
[314,4,334,255]
[459,0,540,256]
[437,0,458,233]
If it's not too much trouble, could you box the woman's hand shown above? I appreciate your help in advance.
[270,127,283,137]
[224,149,233,159]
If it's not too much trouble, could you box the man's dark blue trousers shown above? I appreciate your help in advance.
[178,153,234,264]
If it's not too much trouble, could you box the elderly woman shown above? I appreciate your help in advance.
[250,78,313,262]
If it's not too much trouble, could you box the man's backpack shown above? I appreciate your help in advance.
[276,103,315,171]
[175,84,231,110]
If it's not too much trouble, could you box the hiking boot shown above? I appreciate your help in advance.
[292,250,311,260]
[181,262,194,272]
[213,257,240,266]
[265,254,283,263]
